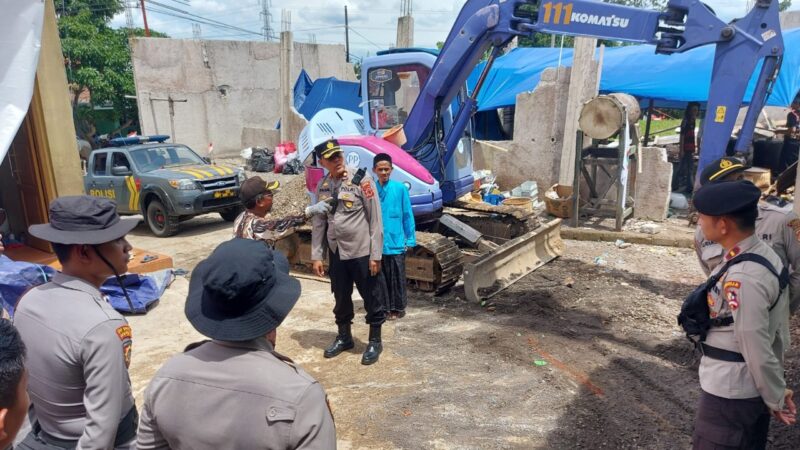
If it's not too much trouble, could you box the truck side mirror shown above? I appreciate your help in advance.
[112,166,132,176]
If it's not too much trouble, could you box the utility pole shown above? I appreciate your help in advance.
[345,5,350,63]
[261,0,274,41]
[192,23,202,40]
[148,95,188,142]
[125,0,134,33]
[139,0,150,37]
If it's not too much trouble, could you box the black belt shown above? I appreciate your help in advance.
[710,316,734,327]
[700,343,745,363]
[34,406,138,448]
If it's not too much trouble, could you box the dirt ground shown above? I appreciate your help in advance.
[124,214,800,449]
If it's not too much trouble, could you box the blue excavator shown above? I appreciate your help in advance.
[286,0,784,300]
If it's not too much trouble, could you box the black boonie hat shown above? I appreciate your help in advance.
[28,196,139,245]
[185,239,301,341]
[699,157,746,185]
[314,139,343,159]
[239,177,280,204]
[694,180,761,216]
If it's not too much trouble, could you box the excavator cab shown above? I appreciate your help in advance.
[361,50,475,203]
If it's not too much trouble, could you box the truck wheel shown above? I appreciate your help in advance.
[146,199,180,237]
[219,206,243,222]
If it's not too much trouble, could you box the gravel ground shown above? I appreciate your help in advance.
[123,218,800,449]
[215,156,310,217]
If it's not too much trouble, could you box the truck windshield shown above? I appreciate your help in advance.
[129,145,205,172]
[367,64,430,130]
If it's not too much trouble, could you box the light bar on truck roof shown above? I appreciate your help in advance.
[107,135,170,147]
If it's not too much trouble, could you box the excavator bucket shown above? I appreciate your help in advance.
[463,218,564,303]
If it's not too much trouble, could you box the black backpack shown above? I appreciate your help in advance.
[678,253,788,342]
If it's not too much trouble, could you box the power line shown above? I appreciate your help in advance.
[348,26,382,50]
[145,0,262,36]
[146,6,260,36]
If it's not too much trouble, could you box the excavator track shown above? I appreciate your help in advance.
[406,232,463,293]
[445,200,540,243]
[275,225,463,294]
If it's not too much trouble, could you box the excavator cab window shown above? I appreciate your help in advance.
[367,64,430,130]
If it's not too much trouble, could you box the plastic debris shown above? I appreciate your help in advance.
[614,239,632,249]
[640,224,661,235]
[670,192,689,210]
[593,253,608,266]
[533,360,548,366]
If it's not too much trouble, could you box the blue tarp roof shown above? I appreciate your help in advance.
[468,28,800,111]
[293,69,361,120]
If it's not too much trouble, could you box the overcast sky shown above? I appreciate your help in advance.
[112,0,799,60]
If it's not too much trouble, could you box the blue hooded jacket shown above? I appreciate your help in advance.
[376,179,416,255]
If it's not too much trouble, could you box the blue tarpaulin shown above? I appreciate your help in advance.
[468,28,800,111]
[0,255,55,317]
[101,270,174,314]
[293,69,361,120]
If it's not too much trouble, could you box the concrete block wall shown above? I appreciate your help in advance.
[131,38,354,156]
[473,67,572,191]
[633,147,672,221]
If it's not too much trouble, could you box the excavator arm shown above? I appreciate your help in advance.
[402,0,784,187]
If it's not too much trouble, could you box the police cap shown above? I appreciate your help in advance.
[699,157,746,185]
[314,139,343,160]
[693,180,761,216]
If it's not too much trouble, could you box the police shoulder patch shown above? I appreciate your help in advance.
[724,281,740,311]
[116,325,132,341]
[360,181,375,199]
[788,218,800,242]
[123,341,132,368]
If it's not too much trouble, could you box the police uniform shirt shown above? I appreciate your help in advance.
[136,338,336,449]
[700,235,790,411]
[694,201,800,313]
[13,273,135,449]
[311,165,383,262]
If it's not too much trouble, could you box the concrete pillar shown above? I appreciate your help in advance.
[505,37,518,53]
[487,67,571,191]
[279,30,293,143]
[634,147,672,221]
[396,15,414,48]
[558,37,598,186]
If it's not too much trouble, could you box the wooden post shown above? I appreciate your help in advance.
[643,99,654,146]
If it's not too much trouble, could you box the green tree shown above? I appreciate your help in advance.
[780,0,792,12]
[57,0,166,145]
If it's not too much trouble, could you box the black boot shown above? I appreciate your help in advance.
[361,325,383,365]
[324,324,354,358]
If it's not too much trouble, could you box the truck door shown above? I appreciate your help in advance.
[86,151,118,202]
[110,152,134,213]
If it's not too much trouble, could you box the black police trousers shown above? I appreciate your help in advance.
[328,250,386,326]
[692,390,770,450]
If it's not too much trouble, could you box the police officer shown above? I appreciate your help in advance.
[137,239,336,449]
[311,139,387,365]
[692,180,796,448]
[14,196,139,449]
[694,157,800,314]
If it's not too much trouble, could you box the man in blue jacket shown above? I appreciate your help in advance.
[373,153,416,319]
